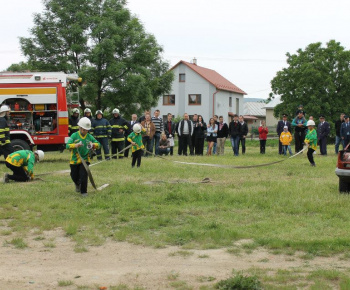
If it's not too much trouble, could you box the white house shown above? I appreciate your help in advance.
[263,96,281,127]
[152,59,246,123]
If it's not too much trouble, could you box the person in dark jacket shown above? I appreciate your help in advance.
[124,114,138,158]
[91,110,111,160]
[68,108,80,136]
[229,114,241,156]
[177,113,193,156]
[164,113,176,156]
[84,108,94,122]
[109,108,129,159]
[317,115,330,156]
[216,116,228,155]
[194,115,207,155]
[341,115,350,148]
[0,105,14,159]
[238,115,249,155]
[291,111,307,153]
[190,114,198,155]
[335,113,345,153]
[276,114,292,154]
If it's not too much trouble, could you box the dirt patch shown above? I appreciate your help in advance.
[0,229,349,289]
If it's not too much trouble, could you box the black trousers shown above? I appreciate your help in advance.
[111,141,124,159]
[124,139,131,157]
[260,140,266,154]
[239,137,246,154]
[307,148,315,165]
[132,149,142,167]
[294,131,305,153]
[5,162,29,182]
[278,135,283,154]
[179,134,191,156]
[0,143,14,159]
[190,134,196,155]
[70,163,88,194]
[195,137,204,155]
[142,136,152,156]
[96,137,110,160]
[319,137,327,155]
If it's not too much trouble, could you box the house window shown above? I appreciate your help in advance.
[163,95,175,105]
[236,98,239,115]
[179,73,186,82]
[188,94,201,105]
[229,97,232,107]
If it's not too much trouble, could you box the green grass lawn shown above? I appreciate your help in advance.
[0,140,346,256]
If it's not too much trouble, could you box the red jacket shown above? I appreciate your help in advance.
[258,126,268,140]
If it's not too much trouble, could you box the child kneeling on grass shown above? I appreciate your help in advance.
[3,150,44,183]
[304,120,317,167]
[280,126,293,156]
[127,123,146,168]
[66,117,100,197]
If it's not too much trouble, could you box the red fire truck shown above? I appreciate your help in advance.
[0,72,81,152]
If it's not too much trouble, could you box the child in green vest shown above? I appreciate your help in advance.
[127,123,146,168]
[66,117,100,196]
[304,120,317,167]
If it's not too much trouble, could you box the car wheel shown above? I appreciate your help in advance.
[11,139,30,151]
[339,179,350,193]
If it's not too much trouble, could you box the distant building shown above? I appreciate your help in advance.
[152,59,246,123]
[263,97,281,127]
[243,101,266,131]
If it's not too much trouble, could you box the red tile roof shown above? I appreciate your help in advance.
[170,60,247,95]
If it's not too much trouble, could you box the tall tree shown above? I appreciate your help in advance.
[19,0,173,115]
[270,40,350,132]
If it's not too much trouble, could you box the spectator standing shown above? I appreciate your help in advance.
[124,114,138,158]
[138,109,150,123]
[276,114,292,155]
[212,115,219,154]
[151,109,164,155]
[341,115,350,148]
[68,108,80,136]
[317,115,330,156]
[190,114,198,155]
[164,113,176,156]
[194,115,206,155]
[177,113,193,156]
[109,108,129,159]
[229,114,241,156]
[335,113,345,153]
[84,108,94,122]
[238,115,248,155]
[91,110,111,160]
[141,114,155,157]
[258,120,268,154]
[216,116,228,155]
[206,118,218,156]
[280,126,293,156]
[158,133,171,156]
[292,111,307,153]
[0,105,14,159]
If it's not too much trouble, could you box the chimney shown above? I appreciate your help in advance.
[192,57,197,65]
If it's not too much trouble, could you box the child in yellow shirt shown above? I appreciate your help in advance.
[279,126,293,156]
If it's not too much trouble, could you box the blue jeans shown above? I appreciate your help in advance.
[335,135,344,153]
[151,132,161,155]
[230,136,240,156]
[283,145,293,156]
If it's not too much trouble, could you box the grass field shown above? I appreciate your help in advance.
[1,139,350,289]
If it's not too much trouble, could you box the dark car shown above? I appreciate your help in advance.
[335,148,350,192]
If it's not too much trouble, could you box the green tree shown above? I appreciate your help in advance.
[6,62,35,72]
[270,40,350,133]
[18,0,173,116]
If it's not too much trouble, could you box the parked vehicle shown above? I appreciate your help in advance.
[335,146,350,192]
[0,72,81,153]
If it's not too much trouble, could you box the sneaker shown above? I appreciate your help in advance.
[3,173,9,183]
[81,193,88,197]
[75,183,81,193]
[311,163,316,167]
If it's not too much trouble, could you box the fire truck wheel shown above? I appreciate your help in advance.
[339,179,350,193]
[11,139,31,152]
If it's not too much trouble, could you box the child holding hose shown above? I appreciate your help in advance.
[127,123,146,168]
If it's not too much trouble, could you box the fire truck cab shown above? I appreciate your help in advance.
[0,72,81,153]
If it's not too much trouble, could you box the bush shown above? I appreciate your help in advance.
[215,273,262,290]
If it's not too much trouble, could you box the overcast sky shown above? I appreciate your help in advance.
[1,0,349,99]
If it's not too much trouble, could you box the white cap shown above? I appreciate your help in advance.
[95,110,103,116]
[77,117,92,130]
[34,150,45,162]
[133,123,142,133]
[307,120,315,126]
[84,108,91,113]
[112,108,120,114]
[0,104,10,113]
[72,108,80,114]
[283,126,288,129]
